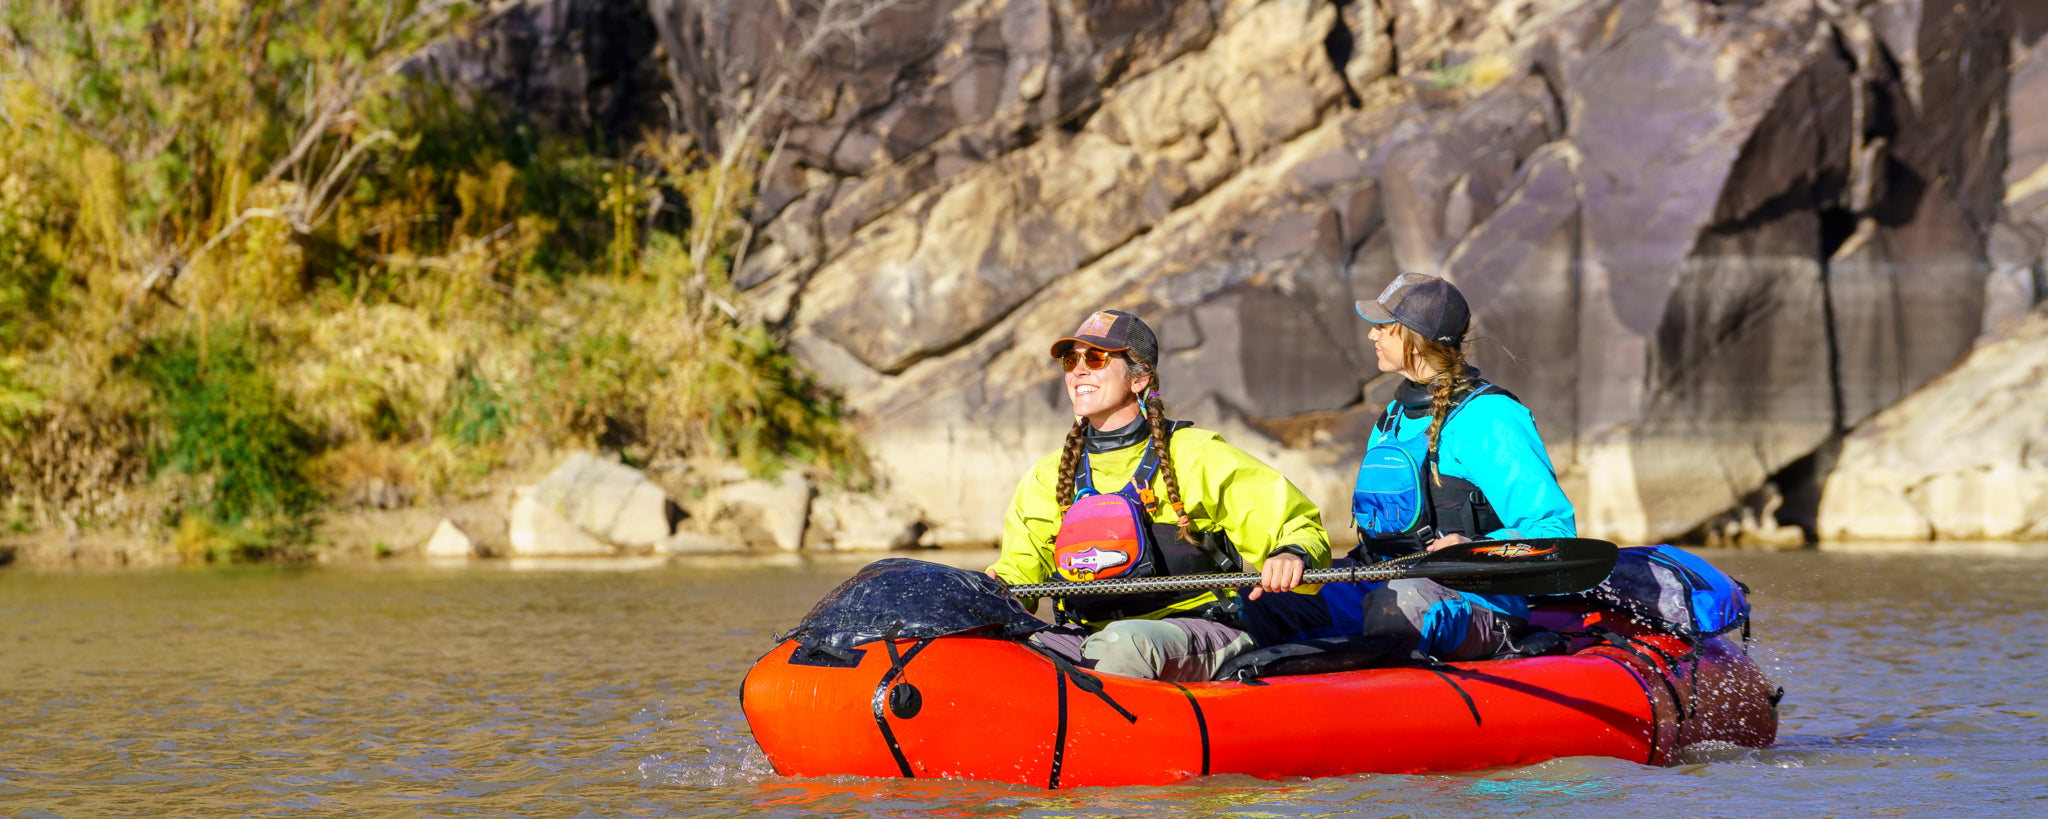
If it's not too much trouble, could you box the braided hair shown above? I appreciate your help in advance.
[1053,415,1089,514]
[1053,355,1197,544]
[1389,322,1478,486]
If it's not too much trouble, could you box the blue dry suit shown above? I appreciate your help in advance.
[1270,379,1577,658]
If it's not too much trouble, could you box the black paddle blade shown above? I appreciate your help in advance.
[1405,537,1619,596]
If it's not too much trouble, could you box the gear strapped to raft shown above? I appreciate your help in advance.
[1051,428,1240,624]
[1538,545,1754,649]
[1351,381,1518,562]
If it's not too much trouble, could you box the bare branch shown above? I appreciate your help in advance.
[690,0,920,292]
[306,128,394,224]
[105,0,470,338]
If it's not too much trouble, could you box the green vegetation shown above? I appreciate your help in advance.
[0,1,865,559]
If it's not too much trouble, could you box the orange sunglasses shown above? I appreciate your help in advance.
[1058,348,1118,372]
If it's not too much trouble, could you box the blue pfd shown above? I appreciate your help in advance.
[1351,381,1517,563]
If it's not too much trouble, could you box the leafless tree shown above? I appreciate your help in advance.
[89,0,473,340]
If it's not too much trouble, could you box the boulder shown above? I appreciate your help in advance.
[508,487,613,555]
[1818,310,2048,541]
[807,493,928,551]
[442,500,512,557]
[423,519,478,559]
[526,451,680,548]
[700,471,813,552]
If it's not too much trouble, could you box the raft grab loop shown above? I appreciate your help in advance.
[1169,683,1212,777]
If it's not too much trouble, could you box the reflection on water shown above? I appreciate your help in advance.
[2,546,2045,817]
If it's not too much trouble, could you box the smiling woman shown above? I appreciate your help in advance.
[983,310,1335,682]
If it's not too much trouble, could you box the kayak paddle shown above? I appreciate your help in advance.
[1006,537,1618,599]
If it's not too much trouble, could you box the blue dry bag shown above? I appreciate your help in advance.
[1547,545,1751,640]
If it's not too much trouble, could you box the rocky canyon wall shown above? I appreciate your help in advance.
[427,0,2047,545]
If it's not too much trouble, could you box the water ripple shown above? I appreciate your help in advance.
[4,549,2047,816]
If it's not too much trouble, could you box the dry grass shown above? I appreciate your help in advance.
[0,1,867,559]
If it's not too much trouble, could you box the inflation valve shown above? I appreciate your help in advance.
[888,682,923,719]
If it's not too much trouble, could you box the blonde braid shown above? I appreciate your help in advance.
[1414,331,1476,487]
[1053,416,1089,513]
[1143,384,1198,544]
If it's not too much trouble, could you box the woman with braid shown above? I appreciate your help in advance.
[985,310,1333,682]
[1331,271,1578,660]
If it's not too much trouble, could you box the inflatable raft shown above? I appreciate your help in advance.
[742,559,1779,787]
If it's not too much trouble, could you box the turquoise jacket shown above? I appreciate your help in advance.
[1369,391,1577,543]
[1358,388,1576,621]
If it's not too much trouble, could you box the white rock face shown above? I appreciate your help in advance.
[808,494,927,551]
[525,451,678,548]
[703,471,812,552]
[423,519,477,559]
[1819,311,2048,541]
[508,486,614,556]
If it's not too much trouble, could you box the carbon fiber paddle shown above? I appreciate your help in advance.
[1007,537,1619,598]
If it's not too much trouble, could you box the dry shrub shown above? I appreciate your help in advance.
[181,182,309,311]
[0,394,159,531]
[306,441,418,510]
[0,2,871,554]
[274,304,459,443]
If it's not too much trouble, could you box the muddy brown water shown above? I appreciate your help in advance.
[3,546,2045,817]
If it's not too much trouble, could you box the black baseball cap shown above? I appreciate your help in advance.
[1050,310,1159,368]
[1355,272,1470,345]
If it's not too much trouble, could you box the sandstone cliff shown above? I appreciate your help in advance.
[429,0,2048,545]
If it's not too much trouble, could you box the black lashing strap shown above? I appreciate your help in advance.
[1409,650,1482,728]
[1049,662,1071,789]
[1583,652,1662,765]
[868,627,935,779]
[1587,625,1695,722]
[1170,683,1211,777]
[1028,643,1139,723]
[1028,643,1139,789]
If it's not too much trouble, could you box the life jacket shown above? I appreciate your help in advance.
[1350,381,1516,563]
[1051,429,1239,624]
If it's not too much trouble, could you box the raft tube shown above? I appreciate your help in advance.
[741,608,1778,787]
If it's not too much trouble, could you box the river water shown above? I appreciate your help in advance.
[3,546,2044,817]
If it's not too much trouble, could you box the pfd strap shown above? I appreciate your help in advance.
[1075,428,1171,510]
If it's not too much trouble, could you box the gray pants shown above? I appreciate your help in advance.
[1359,578,1518,661]
[1031,618,1255,682]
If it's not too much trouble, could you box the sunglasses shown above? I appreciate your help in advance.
[1058,348,1118,372]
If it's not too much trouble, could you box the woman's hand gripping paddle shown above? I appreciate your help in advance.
[1005,537,1619,599]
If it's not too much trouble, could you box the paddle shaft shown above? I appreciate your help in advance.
[1010,561,1537,598]
[1006,537,1620,599]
